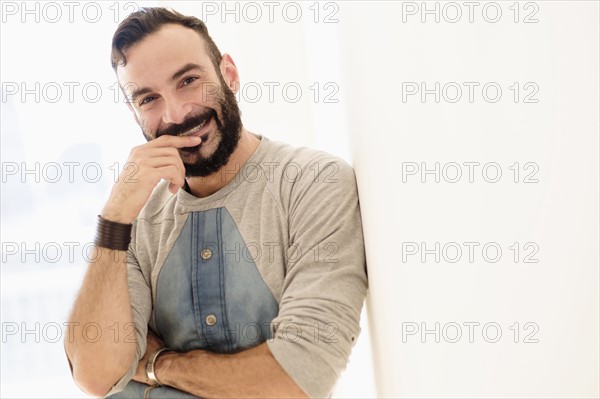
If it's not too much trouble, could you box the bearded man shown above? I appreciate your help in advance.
[64,7,367,399]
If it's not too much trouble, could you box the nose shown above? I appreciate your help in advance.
[161,95,193,126]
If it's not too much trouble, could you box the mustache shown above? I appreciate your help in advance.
[155,109,216,138]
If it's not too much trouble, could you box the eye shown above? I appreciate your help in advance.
[139,96,156,106]
[182,76,198,86]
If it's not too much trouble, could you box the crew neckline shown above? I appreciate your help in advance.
[176,134,269,206]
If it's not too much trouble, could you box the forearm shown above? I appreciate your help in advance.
[63,135,198,396]
[155,342,308,399]
[64,246,136,396]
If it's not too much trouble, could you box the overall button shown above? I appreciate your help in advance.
[205,314,217,326]
[200,249,212,260]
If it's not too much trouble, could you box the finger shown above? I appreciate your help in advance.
[119,158,184,187]
[142,155,185,170]
[150,165,186,190]
[136,146,184,159]
[150,135,202,149]
[128,148,184,177]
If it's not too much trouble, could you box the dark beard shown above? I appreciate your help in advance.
[149,78,242,177]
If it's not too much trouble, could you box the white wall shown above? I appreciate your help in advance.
[338,1,599,397]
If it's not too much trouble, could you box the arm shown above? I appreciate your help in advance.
[149,342,308,398]
[64,247,136,397]
[134,156,367,398]
[64,135,201,397]
[265,156,368,398]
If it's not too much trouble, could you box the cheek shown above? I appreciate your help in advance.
[200,83,225,107]
[139,114,161,137]
[139,120,156,140]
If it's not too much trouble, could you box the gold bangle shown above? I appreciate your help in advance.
[146,347,170,386]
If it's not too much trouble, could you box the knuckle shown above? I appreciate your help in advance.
[129,146,139,157]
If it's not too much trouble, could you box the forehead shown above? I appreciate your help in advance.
[116,24,212,91]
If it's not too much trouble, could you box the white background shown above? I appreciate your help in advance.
[1,1,598,398]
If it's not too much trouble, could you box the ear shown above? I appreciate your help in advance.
[219,53,240,94]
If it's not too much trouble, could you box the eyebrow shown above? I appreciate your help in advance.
[128,63,206,103]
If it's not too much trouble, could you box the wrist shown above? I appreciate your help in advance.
[153,350,175,386]
[95,215,132,251]
[146,348,172,386]
[101,206,135,225]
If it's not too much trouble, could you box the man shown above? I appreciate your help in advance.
[64,7,367,399]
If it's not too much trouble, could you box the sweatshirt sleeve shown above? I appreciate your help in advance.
[266,156,368,398]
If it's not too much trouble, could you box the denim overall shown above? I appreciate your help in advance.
[109,208,279,398]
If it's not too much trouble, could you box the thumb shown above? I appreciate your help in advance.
[168,182,179,194]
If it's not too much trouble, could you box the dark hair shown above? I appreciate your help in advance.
[110,7,222,72]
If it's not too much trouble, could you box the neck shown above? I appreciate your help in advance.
[185,128,260,198]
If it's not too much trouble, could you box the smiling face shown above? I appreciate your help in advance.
[116,23,242,177]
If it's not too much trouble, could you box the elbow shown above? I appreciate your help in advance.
[70,354,134,397]
[73,372,114,398]
[65,335,137,397]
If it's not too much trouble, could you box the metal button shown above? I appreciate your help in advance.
[205,314,217,326]
[200,249,212,260]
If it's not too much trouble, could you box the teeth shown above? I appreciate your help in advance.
[181,118,209,136]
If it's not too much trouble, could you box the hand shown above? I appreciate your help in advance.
[102,135,201,224]
[132,329,165,385]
